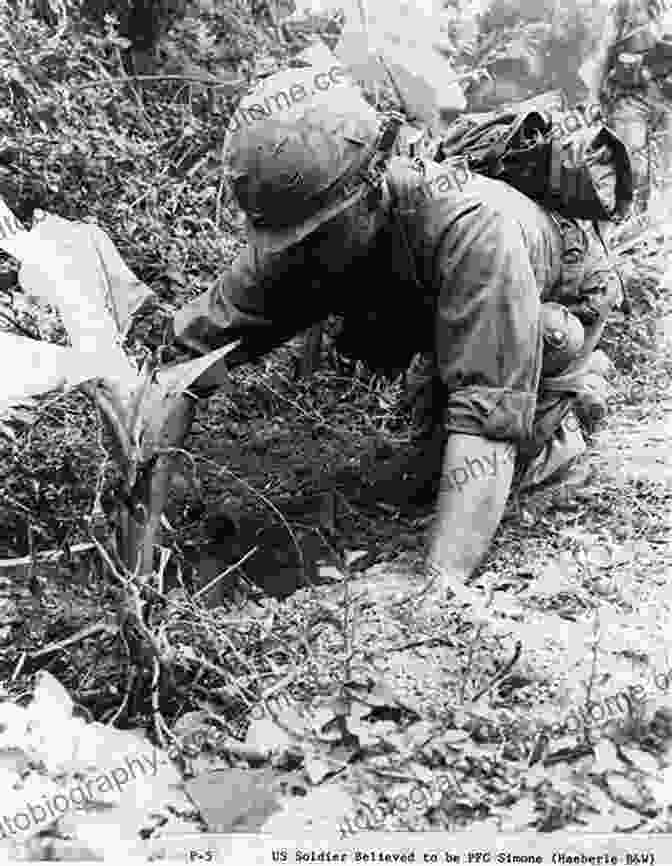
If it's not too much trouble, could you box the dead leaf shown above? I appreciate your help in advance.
[261,783,354,835]
[345,550,369,567]
[407,763,435,785]
[0,748,29,777]
[620,746,660,776]
[345,700,372,728]
[30,671,74,722]
[583,782,616,815]
[304,754,345,785]
[647,764,672,807]
[592,740,622,774]
[172,711,212,751]
[525,764,551,788]
[310,704,343,734]
[244,718,292,754]
[581,813,619,833]
[185,768,281,832]
[164,268,186,287]
[611,805,646,831]
[43,840,101,861]
[317,565,345,582]
[403,721,437,749]
[347,718,390,749]
[0,702,30,748]
[583,545,615,569]
[521,560,578,598]
[499,796,538,831]
[605,773,646,810]
[440,730,471,745]
[345,680,403,710]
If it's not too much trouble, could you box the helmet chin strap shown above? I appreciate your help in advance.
[353,111,406,216]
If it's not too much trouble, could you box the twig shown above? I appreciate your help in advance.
[391,635,457,652]
[260,682,321,745]
[191,654,256,707]
[217,628,260,678]
[192,545,259,602]
[214,173,226,231]
[0,309,38,339]
[376,53,409,116]
[151,656,165,748]
[389,566,441,611]
[582,607,602,743]
[74,75,244,93]
[370,768,431,785]
[341,560,354,685]
[213,739,271,762]
[11,652,27,682]
[471,640,523,703]
[89,535,132,588]
[612,218,672,256]
[21,390,85,450]
[0,493,52,540]
[129,581,164,661]
[460,623,483,703]
[105,665,137,727]
[31,623,118,659]
[27,524,37,597]
[257,375,350,439]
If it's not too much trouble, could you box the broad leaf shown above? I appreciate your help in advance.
[0,202,143,391]
[0,198,144,444]
[135,342,241,463]
[185,768,282,833]
[0,197,236,465]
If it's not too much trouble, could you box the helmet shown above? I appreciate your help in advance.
[224,66,382,255]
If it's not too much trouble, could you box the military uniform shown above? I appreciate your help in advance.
[584,0,672,208]
[165,66,622,585]
[174,159,620,474]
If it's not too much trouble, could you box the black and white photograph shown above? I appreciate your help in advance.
[0,0,671,860]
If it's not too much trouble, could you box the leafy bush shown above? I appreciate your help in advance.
[2,10,237,297]
[0,1,263,554]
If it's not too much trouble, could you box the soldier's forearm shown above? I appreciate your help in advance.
[428,435,516,585]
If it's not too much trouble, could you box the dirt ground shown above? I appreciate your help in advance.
[0,221,671,843]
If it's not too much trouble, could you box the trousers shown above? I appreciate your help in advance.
[609,82,672,208]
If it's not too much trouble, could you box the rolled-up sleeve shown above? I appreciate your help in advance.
[433,197,545,443]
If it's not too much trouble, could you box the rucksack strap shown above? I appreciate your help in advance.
[592,219,631,315]
[548,141,564,202]
[385,158,426,293]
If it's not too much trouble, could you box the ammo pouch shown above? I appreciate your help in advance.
[609,52,648,88]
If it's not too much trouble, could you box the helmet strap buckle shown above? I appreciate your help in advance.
[361,112,405,204]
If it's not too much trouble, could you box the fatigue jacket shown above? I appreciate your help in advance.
[174,161,619,447]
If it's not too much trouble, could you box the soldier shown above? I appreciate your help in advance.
[582,0,672,210]
[154,68,621,593]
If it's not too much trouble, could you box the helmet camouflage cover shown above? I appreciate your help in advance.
[224,66,382,256]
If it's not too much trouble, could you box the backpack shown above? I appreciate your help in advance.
[434,109,633,222]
